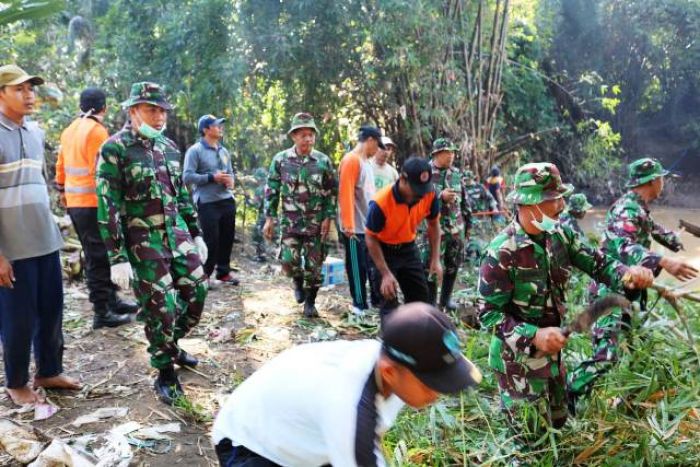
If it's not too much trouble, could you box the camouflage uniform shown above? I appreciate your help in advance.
[251,168,268,260]
[463,170,497,262]
[478,163,629,447]
[559,193,592,237]
[265,114,337,295]
[96,83,207,370]
[420,139,471,308]
[568,158,681,397]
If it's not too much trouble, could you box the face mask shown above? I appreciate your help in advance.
[136,111,166,141]
[531,206,559,233]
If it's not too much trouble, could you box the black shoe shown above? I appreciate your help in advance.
[293,277,306,304]
[93,306,132,329]
[303,287,319,318]
[216,273,240,286]
[108,290,139,315]
[567,392,579,417]
[175,350,199,368]
[154,367,184,405]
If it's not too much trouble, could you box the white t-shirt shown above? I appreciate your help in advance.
[370,160,399,190]
[212,340,405,467]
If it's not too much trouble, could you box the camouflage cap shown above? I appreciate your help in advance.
[431,137,459,155]
[506,162,574,205]
[287,112,319,135]
[121,82,173,110]
[463,169,475,180]
[626,157,669,188]
[568,193,592,213]
[253,167,267,181]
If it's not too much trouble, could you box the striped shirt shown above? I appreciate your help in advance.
[0,112,63,261]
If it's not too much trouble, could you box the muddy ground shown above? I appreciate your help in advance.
[0,241,386,466]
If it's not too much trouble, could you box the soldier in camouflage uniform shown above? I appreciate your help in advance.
[420,138,471,311]
[251,168,268,262]
[96,82,208,405]
[478,162,652,454]
[263,113,337,317]
[568,158,697,403]
[559,193,592,236]
[463,169,497,262]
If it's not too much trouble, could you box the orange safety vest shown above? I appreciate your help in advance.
[55,116,109,208]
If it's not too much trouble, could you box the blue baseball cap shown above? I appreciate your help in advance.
[198,114,226,134]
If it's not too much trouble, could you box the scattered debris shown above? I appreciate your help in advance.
[72,407,129,427]
[0,418,45,464]
[28,439,94,467]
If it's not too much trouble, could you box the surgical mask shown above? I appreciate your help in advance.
[531,206,560,233]
[138,121,166,141]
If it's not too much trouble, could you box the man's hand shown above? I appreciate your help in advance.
[533,327,568,355]
[623,265,655,289]
[380,271,400,300]
[213,171,234,189]
[321,218,332,241]
[59,192,67,209]
[441,189,458,204]
[428,259,443,285]
[660,257,699,282]
[0,255,15,289]
[263,217,275,241]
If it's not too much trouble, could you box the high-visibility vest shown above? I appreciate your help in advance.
[55,116,109,208]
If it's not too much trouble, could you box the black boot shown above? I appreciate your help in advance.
[175,350,199,368]
[293,276,306,304]
[153,366,184,405]
[303,287,319,318]
[427,279,438,306]
[439,272,458,312]
[93,304,132,329]
[108,289,139,315]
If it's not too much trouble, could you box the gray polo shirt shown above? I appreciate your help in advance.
[183,139,235,205]
[0,112,63,261]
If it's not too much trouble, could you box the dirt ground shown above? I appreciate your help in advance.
[0,242,379,466]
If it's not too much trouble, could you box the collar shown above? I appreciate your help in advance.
[200,137,222,151]
[0,112,27,131]
[626,190,649,211]
[288,146,318,161]
[509,218,538,250]
[123,123,151,148]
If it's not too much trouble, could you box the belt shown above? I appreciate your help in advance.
[380,241,415,252]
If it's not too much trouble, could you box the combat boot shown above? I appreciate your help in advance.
[108,289,139,315]
[175,350,199,368]
[439,272,458,312]
[427,279,438,306]
[153,366,184,405]
[93,304,132,330]
[303,287,319,318]
[293,276,306,304]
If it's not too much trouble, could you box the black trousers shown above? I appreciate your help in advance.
[198,198,236,277]
[68,207,116,308]
[215,439,281,467]
[0,252,64,388]
[372,242,429,320]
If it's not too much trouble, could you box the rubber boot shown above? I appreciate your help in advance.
[108,289,139,315]
[93,304,132,330]
[175,350,199,368]
[439,272,458,312]
[293,276,306,304]
[153,366,184,405]
[427,279,438,306]
[303,287,319,318]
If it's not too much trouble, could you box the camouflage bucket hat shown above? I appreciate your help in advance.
[506,162,574,205]
[287,112,319,135]
[463,169,475,180]
[253,167,267,181]
[568,193,592,213]
[431,137,459,155]
[626,157,669,188]
[121,82,173,110]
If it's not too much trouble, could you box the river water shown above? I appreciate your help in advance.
[579,207,700,287]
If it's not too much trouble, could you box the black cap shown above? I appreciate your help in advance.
[80,87,107,113]
[358,126,386,149]
[382,303,482,394]
[400,157,433,197]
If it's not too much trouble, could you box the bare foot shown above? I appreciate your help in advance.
[6,385,42,405]
[34,374,82,390]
